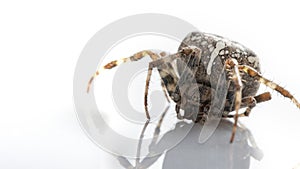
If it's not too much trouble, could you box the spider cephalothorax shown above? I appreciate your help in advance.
[87,31,300,143]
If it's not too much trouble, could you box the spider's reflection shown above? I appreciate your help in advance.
[116,119,263,169]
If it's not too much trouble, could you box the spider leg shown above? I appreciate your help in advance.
[225,92,272,118]
[239,65,300,109]
[87,50,160,92]
[240,96,257,117]
[161,80,170,103]
[145,53,181,119]
[86,49,170,120]
[225,97,255,118]
[145,60,179,119]
[87,49,175,120]
[254,91,272,104]
[146,64,171,118]
[242,92,272,116]
[144,67,153,119]
[225,58,243,143]
[146,47,200,119]
[149,46,202,107]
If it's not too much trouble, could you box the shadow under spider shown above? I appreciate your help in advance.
[115,118,263,169]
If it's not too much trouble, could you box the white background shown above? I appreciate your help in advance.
[1,0,300,169]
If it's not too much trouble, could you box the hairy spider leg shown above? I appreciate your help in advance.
[239,96,257,117]
[243,92,272,116]
[145,47,201,119]
[239,65,300,109]
[161,80,171,103]
[145,57,179,119]
[86,50,173,120]
[87,50,160,92]
[224,58,243,143]
[225,92,272,118]
[144,66,153,119]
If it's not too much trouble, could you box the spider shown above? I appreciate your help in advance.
[87,31,300,143]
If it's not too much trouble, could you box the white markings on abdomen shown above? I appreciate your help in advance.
[207,40,226,75]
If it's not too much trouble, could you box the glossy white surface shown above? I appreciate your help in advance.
[1,1,300,169]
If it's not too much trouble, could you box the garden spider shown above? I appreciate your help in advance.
[87,32,300,143]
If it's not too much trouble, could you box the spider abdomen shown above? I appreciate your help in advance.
[176,32,261,119]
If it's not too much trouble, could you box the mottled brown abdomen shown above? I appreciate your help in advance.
[178,32,261,113]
